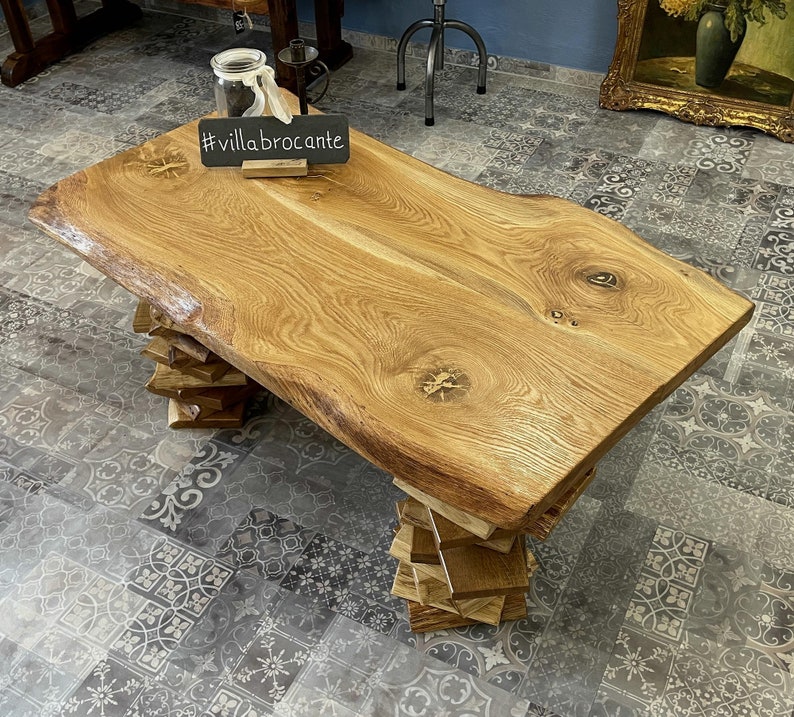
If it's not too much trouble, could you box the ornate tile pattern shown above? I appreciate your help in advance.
[217,508,316,581]
[280,534,366,610]
[0,8,793,717]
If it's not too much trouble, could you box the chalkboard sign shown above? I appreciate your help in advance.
[198,114,349,167]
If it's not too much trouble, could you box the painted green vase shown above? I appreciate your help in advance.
[695,3,746,88]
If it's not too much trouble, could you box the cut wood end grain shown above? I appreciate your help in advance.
[406,593,527,632]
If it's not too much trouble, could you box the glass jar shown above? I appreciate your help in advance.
[210,47,268,118]
[210,47,293,123]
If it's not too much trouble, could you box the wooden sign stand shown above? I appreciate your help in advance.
[241,158,308,178]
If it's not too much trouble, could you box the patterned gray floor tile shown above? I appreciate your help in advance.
[61,657,148,715]
[752,283,794,351]
[642,375,788,498]
[363,642,531,716]
[284,614,397,713]
[140,440,248,541]
[564,507,656,598]
[217,508,316,581]
[627,461,771,557]
[162,572,284,693]
[0,135,76,185]
[58,573,147,647]
[1,321,149,411]
[227,453,339,534]
[753,500,794,572]
[590,685,651,717]
[575,109,661,155]
[519,630,606,717]
[228,621,313,709]
[69,422,182,515]
[601,627,674,710]
[31,624,104,681]
[585,412,661,512]
[743,133,794,185]
[279,534,366,610]
[272,589,336,644]
[656,645,794,717]
[126,683,204,717]
[639,120,756,177]
[753,228,794,276]
[126,537,233,619]
[0,472,44,535]
[411,610,539,694]
[110,600,194,674]
[1,645,82,709]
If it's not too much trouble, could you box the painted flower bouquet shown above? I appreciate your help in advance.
[659,0,788,41]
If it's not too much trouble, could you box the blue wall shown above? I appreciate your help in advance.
[1,1,620,74]
[303,0,620,73]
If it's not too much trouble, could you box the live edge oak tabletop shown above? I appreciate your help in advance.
[28,92,754,533]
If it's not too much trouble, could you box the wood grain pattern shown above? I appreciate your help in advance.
[141,336,175,366]
[146,363,248,393]
[142,336,231,383]
[180,359,232,384]
[395,478,498,540]
[167,399,245,428]
[132,299,153,333]
[388,526,447,583]
[28,91,753,530]
[408,524,440,565]
[149,327,212,362]
[426,506,514,550]
[438,539,530,600]
[456,595,505,624]
[526,466,597,540]
[242,159,308,178]
[188,383,261,410]
[410,565,452,605]
[396,563,506,625]
[407,593,526,632]
[476,534,516,554]
[397,497,434,531]
[391,561,421,602]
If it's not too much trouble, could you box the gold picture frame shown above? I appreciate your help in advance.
[600,0,794,142]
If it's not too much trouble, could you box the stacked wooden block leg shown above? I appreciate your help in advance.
[132,300,260,429]
[390,467,597,632]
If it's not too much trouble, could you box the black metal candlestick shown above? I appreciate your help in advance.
[277,39,329,115]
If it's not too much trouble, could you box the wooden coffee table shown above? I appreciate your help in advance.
[29,93,753,631]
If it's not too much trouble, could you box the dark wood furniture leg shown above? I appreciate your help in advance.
[1,0,142,87]
[267,0,299,90]
[313,0,352,70]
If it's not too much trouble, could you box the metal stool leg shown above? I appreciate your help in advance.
[396,0,487,125]
[445,19,488,94]
[425,24,443,125]
[434,1,445,71]
[397,19,433,91]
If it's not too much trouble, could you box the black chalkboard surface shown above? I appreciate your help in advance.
[198,114,350,167]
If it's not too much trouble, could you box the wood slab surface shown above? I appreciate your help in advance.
[28,92,754,530]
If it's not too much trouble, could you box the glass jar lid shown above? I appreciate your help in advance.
[211,48,268,81]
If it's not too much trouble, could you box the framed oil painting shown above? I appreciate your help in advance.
[600,0,794,142]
